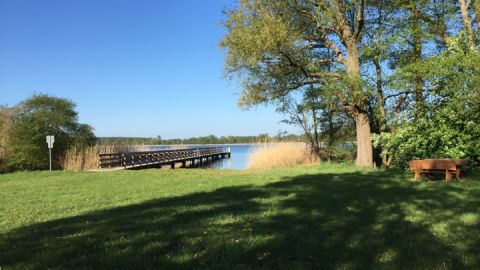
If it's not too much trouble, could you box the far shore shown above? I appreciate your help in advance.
[138,142,307,147]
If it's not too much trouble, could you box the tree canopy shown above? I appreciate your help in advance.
[1,94,96,171]
[221,0,480,167]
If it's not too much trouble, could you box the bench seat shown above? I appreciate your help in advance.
[408,159,468,182]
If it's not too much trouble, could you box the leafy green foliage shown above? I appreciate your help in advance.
[373,109,480,168]
[5,94,96,170]
[373,37,480,168]
[219,1,365,108]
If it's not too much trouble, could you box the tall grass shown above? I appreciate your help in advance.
[0,108,13,171]
[248,143,318,170]
[62,144,146,171]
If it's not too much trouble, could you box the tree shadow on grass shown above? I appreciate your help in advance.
[1,170,479,269]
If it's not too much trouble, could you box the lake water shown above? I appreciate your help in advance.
[148,144,256,170]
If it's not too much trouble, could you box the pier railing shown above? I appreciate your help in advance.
[99,147,229,169]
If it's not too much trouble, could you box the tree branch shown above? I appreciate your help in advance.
[353,0,365,40]
[312,58,337,64]
[281,52,343,79]
[281,52,310,78]
[324,39,346,64]
[287,80,325,91]
[384,91,412,101]
[309,71,343,78]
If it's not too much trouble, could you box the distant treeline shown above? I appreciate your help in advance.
[98,133,303,145]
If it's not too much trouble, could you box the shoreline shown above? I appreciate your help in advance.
[140,142,306,147]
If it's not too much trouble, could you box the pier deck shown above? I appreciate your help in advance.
[99,147,231,169]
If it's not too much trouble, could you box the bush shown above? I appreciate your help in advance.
[373,107,480,169]
[373,38,480,169]
[4,94,96,170]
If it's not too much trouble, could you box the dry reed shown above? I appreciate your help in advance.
[62,144,145,171]
[0,108,13,166]
[247,142,319,170]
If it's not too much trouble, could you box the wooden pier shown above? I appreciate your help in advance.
[99,147,231,169]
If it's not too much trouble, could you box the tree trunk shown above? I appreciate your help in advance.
[373,59,388,132]
[414,76,424,118]
[345,40,374,167]
[434,0,451,45]
[328,111,334,145]
[473,1,480,37]
[355,112,374,167]
[458,0,476,48]
[311,107,321,156]
[333,1,372,167]
[411,1,425,118]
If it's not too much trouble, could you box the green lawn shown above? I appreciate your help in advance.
[1,164,479,269]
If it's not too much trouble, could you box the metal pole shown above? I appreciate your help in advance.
[49,147,52,171]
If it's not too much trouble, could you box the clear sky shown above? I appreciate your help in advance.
[0,0,297,138]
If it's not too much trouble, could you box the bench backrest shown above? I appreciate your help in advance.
[409,159,457,171]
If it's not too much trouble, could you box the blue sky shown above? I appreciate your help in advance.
[0,0,296,138]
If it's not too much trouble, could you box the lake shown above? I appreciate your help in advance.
[148,144,256,170]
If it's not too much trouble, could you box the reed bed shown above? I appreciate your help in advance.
[62,144,146,171]
[0,108,12,160]
[247,143,319,170]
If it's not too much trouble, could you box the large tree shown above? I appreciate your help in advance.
[6,94,96,170]
[221,0,375,167]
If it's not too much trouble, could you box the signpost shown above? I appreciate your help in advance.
[46,135,54,171]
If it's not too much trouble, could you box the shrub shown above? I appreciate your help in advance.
[5,94,96,170]
[373,40,480,169]
[373,111,480,169]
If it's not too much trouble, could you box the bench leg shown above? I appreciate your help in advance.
[414,170,421,181]
[445,170,452,182]
[456,169,461,180]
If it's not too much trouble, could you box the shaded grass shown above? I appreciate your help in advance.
[0,164,479,269]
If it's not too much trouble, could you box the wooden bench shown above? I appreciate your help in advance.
[408,159,468,182]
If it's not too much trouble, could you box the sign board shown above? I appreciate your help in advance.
[46,135,54,171]
[46,135,54,149]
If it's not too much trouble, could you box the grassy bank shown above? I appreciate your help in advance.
[1,165,479,269]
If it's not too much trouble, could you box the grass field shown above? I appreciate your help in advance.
[1,164,479,269]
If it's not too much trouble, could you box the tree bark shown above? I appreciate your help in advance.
[434,0,451,45]
[355,112,374,167]
[344,39,374,167]
[330,0,372,166]
[311,106,320,156]
[458,0,476,48]
[473,1,480,37]
[373,59,388,132]
[411,1,425,118]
